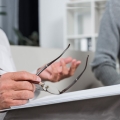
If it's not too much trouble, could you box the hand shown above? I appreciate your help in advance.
[38,57,81,82]
[0,71,41,110]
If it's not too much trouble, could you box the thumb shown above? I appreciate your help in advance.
[11,71,41,83]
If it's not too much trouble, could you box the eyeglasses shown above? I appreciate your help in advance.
[36,44,89,95]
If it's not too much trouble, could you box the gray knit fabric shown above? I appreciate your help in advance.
[92,0,120,85]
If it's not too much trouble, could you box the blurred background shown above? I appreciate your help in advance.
[0,0,109,94]
[0,0,107,51]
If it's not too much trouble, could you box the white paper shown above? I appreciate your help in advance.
[1,84,120,112]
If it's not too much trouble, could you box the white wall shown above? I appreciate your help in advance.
[39,0,69,49]
[0,0,2,27]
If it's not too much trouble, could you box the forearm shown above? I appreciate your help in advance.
[93,64,120,86]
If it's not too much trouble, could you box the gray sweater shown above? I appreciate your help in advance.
[92,0,120,86]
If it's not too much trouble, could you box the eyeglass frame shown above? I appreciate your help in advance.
[36,44,89,95]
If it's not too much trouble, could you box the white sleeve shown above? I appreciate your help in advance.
[0,29,16,72]
[0,68,7,76]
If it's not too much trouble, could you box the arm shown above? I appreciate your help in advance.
[92,0,120,85]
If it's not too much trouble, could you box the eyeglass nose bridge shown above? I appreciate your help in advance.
[40,83,48,91]
[40,82,61,95]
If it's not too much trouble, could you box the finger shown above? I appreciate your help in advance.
[0,80,35,92]
[55,57,73,67]
[63,57,73,64]
[12,90,34,100]
[1,99,28,109]
[50,64,59,82]
[11,71,41,83]
[76,61,81,67]
[13,81,35,92]
[46,60,62,74]
[42,57,72,74]
[0,90,34,103]
[69,60,81,76]
[60,59,69,76]
[69,59,77,75]
[10,100,28,107]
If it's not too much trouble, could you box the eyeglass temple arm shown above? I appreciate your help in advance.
[60,55,89,94]
[36,44,70,76]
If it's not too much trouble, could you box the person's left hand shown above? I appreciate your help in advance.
[37,57,81,82]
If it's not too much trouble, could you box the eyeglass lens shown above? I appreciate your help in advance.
[42,55,89,95]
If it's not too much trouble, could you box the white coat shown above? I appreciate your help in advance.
[0,29,16,75]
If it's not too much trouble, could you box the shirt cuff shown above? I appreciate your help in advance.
[0,68,7,76]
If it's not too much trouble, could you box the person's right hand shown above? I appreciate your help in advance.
[0,71,41,110]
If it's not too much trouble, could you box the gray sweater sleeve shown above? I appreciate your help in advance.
[91,0,120,86]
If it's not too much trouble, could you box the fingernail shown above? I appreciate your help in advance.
[37,76,41,82]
